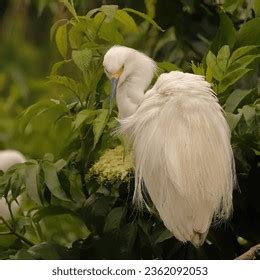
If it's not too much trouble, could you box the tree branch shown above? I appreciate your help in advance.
[235,244,260,260]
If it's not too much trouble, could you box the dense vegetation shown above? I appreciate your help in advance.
[0,0,259,260]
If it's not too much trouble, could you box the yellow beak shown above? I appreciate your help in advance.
[109,67,123,80]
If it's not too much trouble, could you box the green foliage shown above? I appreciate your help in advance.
[0,0,259,260]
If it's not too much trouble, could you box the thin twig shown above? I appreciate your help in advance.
[235,244,260,260]
[0,216,35,246]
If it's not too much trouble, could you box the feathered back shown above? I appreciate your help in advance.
[119,71,236,246]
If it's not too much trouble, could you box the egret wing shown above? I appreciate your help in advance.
[119,71,235,246]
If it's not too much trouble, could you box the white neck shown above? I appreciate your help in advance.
[116,52,156,119]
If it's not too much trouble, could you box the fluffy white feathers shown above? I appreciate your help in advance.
[103,46,236,247]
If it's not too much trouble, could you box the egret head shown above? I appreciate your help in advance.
[103,46,156,114]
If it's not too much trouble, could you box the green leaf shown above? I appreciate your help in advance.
[191,62,205,76]
[42,161,70,201]
[254,0,260,16]
[55,24,68,59]
[93,109,109,149]
[235,18,260,47]
[37,0,48,16]
[103,207,126,234]
[48,75,78,94]
[210,13,236,54]
[228,54,260,72]
[60,0,78,19]
[51,60,71,76]
[19,100,54,131]
[10,169,24,200]
[33,206,76,223]
[155,229,173,244]
[96,16,124,44]
[229,45,260,65]
[144,0,156,18]
[69,20,96,49]
[206,51,223,81]
[218,68,251,93]
[25,162,42,205]
[114,10,138,33]
[157,62,179,72]
[123,8,164,32]
[28,243,61,260]
[225,112,242,131]
[242,105,256,127]
[50,19,68,41]
[225,89,253,113]
[73,109,97,130]
[100,5,118,21]
[217,45,230,71]
[72,49,92,72]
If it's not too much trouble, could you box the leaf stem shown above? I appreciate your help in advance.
[0,216,35,246]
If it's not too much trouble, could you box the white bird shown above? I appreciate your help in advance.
[103,46,236,247]
[0,150,26,219]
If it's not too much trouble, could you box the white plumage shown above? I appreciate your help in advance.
[0,150,26,219]
[103,46,236,247]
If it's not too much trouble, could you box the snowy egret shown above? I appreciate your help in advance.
[103,46,236,247]
[0,150,26,219]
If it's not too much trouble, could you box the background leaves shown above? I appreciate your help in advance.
[0,0,259,260]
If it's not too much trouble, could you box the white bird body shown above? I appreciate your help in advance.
[0,150,26,219]
[103,46,235,246]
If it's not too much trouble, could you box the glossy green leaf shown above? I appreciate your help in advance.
[50,19,68,41]
[210,13,236,54]
[104,207,126,234]
[144,0,156,18]
[50,60,71,76]
[225,89,253,113]
[242,105,256,127]
[254,0,260,16]
[235,18,260,47]
[229,45,260,65]
[25,162,42,205]
[191,62,205,76]
[155,229,173,244]
[55,24,68,59]
[42,161,69,201]
[27,243,61,260]
[72,49,92,72]
[115,10,138,33]
[33,206,76,223]
[228,54,260,72]
[157,62,179,72]
[123,8,164,32]
[225,112,242,131]
[206,51,223,81]
[217,45,230,71]
[93,109,109,149]
[37,0,48,16]
[218,68,251,93]
[60,0,78,19]
[48,75,78,94]
[100,5,118,21]
[73,109,96,130]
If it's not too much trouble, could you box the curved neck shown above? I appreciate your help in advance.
[116,55,156,119]
[116,81,145,119]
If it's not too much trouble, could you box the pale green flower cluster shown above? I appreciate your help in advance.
[89,146,133,184]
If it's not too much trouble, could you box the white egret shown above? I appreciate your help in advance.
[103,46,236,247]
[0,150,26,219]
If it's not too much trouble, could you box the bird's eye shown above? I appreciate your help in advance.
[104,68,109,74]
